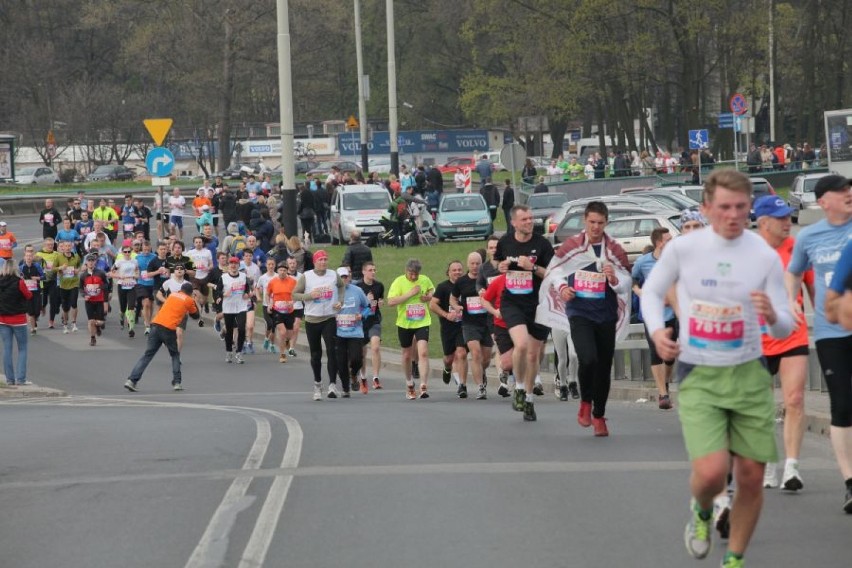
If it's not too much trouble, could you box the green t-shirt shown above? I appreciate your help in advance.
[388,274,435,329]
[35,250,62,279]
[56,254,82,289]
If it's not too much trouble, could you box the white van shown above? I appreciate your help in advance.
[329,184,391,245]
[479,151,507,171]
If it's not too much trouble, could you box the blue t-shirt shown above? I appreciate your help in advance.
[135,252,157,287]
[828,239,852,294]
[55,229,80,244]
[788,218,852,340]
[565,244,618,324]
[336,284,372,339]
[632,251,674,322]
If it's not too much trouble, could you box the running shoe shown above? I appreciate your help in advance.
[90,336,96,347]
[214,319,222,333]
[442,366,452,384]
[713,495,731,540]
[279,353,288,364]
[720,554,745,568]
[457,384,468,399]
[30,328,36,336]
[119,315,125,329]
[659,394,673,410]
[532,383,544,396]
[263,339,271,352]
[763,462,778,488]
[476,385,487,400]
[48,322,55,329]
[128,329,135,338]
[419,384,429,399]
[341,389,351,399]
[497,375,510,398]
[684,499,713,559]
[63,324,69,334]
[71,323,78,333]
[198,319,204,328]
[312,384,322,401]
[226,352,234,364]
[592,417,609,437]
[144,327,150,336]
[247,342,254,354]
[327,383,339,399]
[96,324,102,337]
[235,353,245,364]
[124,379,139,392]
[359,378,368,395]
[577,401,592,427]
[173,382,184,391]
[372,377,382,390]
[405,384,417,400]
[568,381,580,399]
[512,389,525,412]
[412,361,420,380]
[522,401,537,422]
[559,385,569,401]
[288,348,298,357]
[781,463,803,492]
[269,344,278,354]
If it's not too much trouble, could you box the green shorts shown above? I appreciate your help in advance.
[676,358,778,464]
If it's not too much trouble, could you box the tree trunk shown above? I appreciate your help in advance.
[217,17,236,171]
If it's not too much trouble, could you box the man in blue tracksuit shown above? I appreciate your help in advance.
[335,266,372,396]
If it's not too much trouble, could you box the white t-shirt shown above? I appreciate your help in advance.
[161,276,186,296]
[113,258,138,289]
[256,272,274,307]
[220,272,250,314]
[186,248,213,279]
[168,195,186,217]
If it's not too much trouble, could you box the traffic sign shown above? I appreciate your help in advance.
[346,115,359,130]
[499,143,527,171]
[718,113,735,128]
[688,129,709,150]
[145,147,175,177]
[729,93,748,116]
[143,118,174,146]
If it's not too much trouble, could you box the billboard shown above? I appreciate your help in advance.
[825,108,852,178]
[337,129,491,157]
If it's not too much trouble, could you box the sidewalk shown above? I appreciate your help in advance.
[0,380,66,399]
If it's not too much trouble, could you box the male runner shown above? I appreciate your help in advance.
[216,257,252,363]
[35,238,61,329]
[451,252,492,400]
[388,258,435,400]
[81,254,110,346]
[357,261,385,389]
[187,235,214,317]
[55,241,82,333]
[481,273,515,398]
[266,261,297,363]
[256,257,278,354]
[430,260,468,396]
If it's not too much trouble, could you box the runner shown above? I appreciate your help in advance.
[451,252,492,400]
[81,253,110,346]
[642,170,796,567]
[430,260,468,396]
[291,249,345,400]
[786,174,852,513]
[266,261,297,362]
[357,261,385,389]
[209,252,229,336]
[186,235,213,318]
[168,187,186,240]
[481,273,516,398]
[120,194,137,240]
[215,256,252,364]
[0,221,17,263]
[388,258,435,400]
[286,256,303,358]
[18,246,43,335]
[134,240,157,335]
[334,266,372,395]
[495,204,555,421]
[35,238,61,329]
[124,281,199,392]
[256,257,278,354]
[240,249,261,354]
[111,242,140,338]
[55,240,82,333]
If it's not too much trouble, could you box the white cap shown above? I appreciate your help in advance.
[336,266,351,277]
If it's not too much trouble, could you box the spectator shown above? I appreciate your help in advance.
[341,230,373,282]
[0,259,33,386]
[521,158,538,185]
[479,178,500,222]
[474,154,492,187]
[501,179,515,229]
[426,164,443,196]
[297,184,316,241]
[533,176,549,194]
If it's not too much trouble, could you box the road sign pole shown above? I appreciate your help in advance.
[734,120,739,171]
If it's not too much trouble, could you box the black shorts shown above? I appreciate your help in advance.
[440,323,466,356]
[493,325,514,355]
[462,322,494,347]
[500,300,550,341]
[262,307,275,330]
[135,285,154,301]
[815,336,852,427]
[191,276,210,296]
[26,294,42,317]
[59,288,79,311]
[398,326,429,348]
[363,322,382,344]
[293,308,304,319]
[763,344,810,376]
[274,311,295,331]
[645,318,679,366]
[85,301,105,321]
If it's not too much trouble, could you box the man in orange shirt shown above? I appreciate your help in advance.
[124,281,199,392]
[0,221,17,261]
[755,195,815,491]
[267,262,298,362]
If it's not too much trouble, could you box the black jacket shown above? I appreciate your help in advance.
[0,275,28,316]
[219,191,238,223]
[501,186,515,211]
[480,183,500,209]
[341,242,373,281]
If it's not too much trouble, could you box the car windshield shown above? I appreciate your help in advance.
[93,166,113,174]
[441,196,485,212]
[802,179,821,192]
[645,192,698,208]
[752,181,771,197]
[527,194,568,209]
[684,188,704,202]
[18,167,37,175]
[313,162,337,170]
[342,192,389,210]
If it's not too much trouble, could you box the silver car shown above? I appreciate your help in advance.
[789,172,832,223]
[604,213,682,262]
[15,166,60,185]
[329,184,391,244]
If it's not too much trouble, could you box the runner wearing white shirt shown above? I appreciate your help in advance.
[216,256,252,363]
[186,236,213,315]
[255,258,277,353]
[168,188,186,240]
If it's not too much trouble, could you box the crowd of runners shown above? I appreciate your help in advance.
[1,168,850,568]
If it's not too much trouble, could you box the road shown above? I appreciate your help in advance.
[0,212,847,567]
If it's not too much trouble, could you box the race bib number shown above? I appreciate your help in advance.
[124,223,134,232]
[0,239,12,250]
[574,270,606,299]
[313,286,333,303]
[465,295,486,315]
[44,213,54,225]
[505,270,533,295]
[119,277,136,289]
[229,283,245,297]
[84,283,100,298]
[62,266,76,278]
[688,301,744,351]
[370,299,378,314]
[273,300,292,314]
[44,260,54,271]
[336,313,358,329]
[406,303,426,321]
[26,279,39,291]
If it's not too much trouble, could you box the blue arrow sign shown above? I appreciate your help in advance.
[146,147,175,177]
[688,129,709,150]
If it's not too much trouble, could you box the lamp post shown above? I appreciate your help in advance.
[386,0,399,176]
[276,0,297,237]
[354,0,369,173]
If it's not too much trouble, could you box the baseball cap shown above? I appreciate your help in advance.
[753,195,794,218]
[122,238,133,247]
[201,204,210,210]
[313,250,328,261]
[228,256,240,264]
[337,266,351,277]
[85,253,99,262]
[814,175,850,199]
[0,221,7,226]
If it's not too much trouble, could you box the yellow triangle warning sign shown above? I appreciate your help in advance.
[143,118,174,146]
[346,115,359,129]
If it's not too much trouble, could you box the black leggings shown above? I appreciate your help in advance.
[569,317,617,418]
[118,287,137,315]
[816,336,852,428]
[336,336,364,391]
[305,318,337,384]
[224,312,247,353]
[42,280,60,321]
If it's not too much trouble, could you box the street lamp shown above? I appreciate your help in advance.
[276,0,297,237]
[386,0,399,176]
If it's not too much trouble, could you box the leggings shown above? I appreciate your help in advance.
[118,287,137,315]
[816,336,852,428]
[42,280,60,321]
[305,318,337,384]
[552,327,578,385]
[569,317,617,418]
[336,336,364,392]
[223,311,247,353]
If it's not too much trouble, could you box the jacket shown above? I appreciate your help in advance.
[342,242,373,281]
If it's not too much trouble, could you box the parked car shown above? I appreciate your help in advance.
[551,206,655,244]
[656,184,704,203]
[267,160,319,177]
[749,177,776,222]
[307,160,361,176]
[436,157,476,175]
[788,172,832,223]
[329,183,391,245]
[15,166,60,185]
[554,194,677,225]
[638,190,701,211]
[435,193,492,240]
[604,213,682,262]
[87,164,135,182]
[368,156,411,174]
[526,192,570,234]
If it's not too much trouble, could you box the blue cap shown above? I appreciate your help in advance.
[753,195,794,218]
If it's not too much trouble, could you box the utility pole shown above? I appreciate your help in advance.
[354,0,369,173]
[386,0,399,176]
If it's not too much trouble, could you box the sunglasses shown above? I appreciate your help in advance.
[174,267,186,271]
[122,249,131,253]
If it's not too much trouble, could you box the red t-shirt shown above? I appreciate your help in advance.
[761,237,812,356]
[81,270,109,303]
[482,274,507,329]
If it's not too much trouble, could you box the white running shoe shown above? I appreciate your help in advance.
[781,462,803,491]
[226,352,234,363]
[327,383,339,399]
[763,462,779,488]
[312,384,322,401]
[63,325,69,334]
[234,353,245,364]
[71,323,78,333]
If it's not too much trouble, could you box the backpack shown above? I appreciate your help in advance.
[396,200,410,220]
[229,235,247,256]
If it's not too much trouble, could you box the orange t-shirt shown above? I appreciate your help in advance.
[761,237,812,356]
[193,196,212,213]
[0,231,17,259]
[267,276,297,313]
[152,291,198,330]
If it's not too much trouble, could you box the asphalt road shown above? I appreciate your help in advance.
[0,212,847,568]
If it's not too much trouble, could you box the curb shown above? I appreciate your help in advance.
[0,384,67,398]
